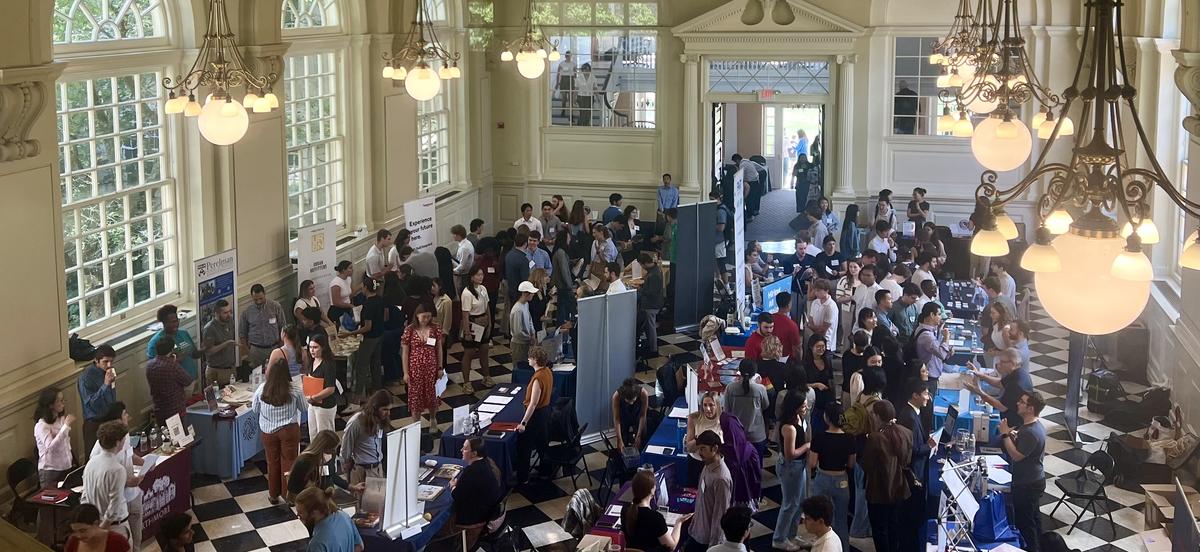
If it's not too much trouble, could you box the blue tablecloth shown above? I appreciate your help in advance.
[360,455,464,552]
[439,385,526,487]
[641,397,691,471]
[718,324,755,348]
[185,403,262,479]
[932,386,1001,441]
[939,280,987,319]
[945,319,985,364]
[512,365,576,401]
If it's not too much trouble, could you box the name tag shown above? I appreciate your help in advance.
[529,260,536,269]
[268,317,277,325]
[487,267,496,273]
[425,337,437,346]
[830,259,840,266]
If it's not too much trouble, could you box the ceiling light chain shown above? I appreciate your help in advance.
[381,0,463,101]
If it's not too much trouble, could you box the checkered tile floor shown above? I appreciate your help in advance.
[153,301,1160,552]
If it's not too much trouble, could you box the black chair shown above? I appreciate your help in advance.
[541,423,592,491]
[6,458,39,531]
[1049,450,1117,534]
[654,358,682,418]
[596,431,638,504]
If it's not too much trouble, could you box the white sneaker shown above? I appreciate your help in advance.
[771,540,800,551]
[791,535,815,549]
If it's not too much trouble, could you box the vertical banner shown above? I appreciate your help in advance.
[296,221,338,308]
[733,169,747,324]
[404,197,438,254]
[195,249,238,371]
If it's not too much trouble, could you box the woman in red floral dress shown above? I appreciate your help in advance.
[402,303,444,436]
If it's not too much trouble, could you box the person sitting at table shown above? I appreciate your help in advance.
[686,430,733,552]
[724,360,769,463]
[289,429,355,501]
[155,512,196,552]
[611,378,650,452]
[981,302,1012,368]
[516,346,555,483]
[621,470,692,552]
[295,486,364,552]
[341,390,391,488]
[430,436,504,551]
[65,504,130,552]
[252,357,307,505]
[742,312,774,360]
[963,348,1033,429]
[685,392,724,485]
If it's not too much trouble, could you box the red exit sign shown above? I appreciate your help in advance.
[758,89,776,101]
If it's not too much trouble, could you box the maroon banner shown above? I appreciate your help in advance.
[139,445,193,543]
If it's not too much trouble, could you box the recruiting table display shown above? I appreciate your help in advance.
[296,221,337,309]
[382,421,425,539]
[732,168,747,324]
[195,249,238,379]
[404,197,437,254]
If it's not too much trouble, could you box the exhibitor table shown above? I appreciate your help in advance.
[439,384,526,487]
[359,455,465,552]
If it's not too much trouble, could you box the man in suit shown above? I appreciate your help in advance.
[897,378,934,552]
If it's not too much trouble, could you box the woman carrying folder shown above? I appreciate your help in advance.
[304,336,340,441]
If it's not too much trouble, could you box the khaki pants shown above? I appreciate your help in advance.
[205,366,235,388]
[308,404,338,442]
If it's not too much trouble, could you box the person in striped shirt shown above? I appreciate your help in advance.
[251,358,306,505]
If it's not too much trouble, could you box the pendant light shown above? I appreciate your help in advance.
[381,0,462,101]
[501,0,561,79]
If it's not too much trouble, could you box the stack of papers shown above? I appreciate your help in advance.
[477,403,505,414]
[483,395,514,405]
[552,363,576,373]
[668,406,689,419]
[523,521,573,548]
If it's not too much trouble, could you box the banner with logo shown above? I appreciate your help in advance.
[733,169,747,324]
[404,197,437,253]
[195,249,238,366]
[296,221,337,309]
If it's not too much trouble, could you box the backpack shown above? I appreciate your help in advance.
[902,327,931,365]
[844,394,880,436]
[1086,369,1125,414]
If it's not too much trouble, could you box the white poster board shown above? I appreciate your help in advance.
[195,249,238,377]
[732,169,747,324]
[404,197,438,254]
[382,422,425,539]
[296,221,338,309]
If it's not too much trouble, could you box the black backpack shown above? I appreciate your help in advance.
[68,333,96,362]
[902,327,930,365]
[1086,369,1125,414]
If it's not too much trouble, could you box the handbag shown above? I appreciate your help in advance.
[68,333,97,361]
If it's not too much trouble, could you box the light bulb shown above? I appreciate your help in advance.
[1181,240,1200,269]
[517,55,546,79]
[197,96,249,145]
[1111,249,1153,282]
[1031,110,1048,129]
[994,212,1019,240]
[438,66,452,79]
[936,72,951,88]
[937,110,956,134]
[548,50,561,61]
[184,99,202,117]
[1021,243,1061,272]
[952,116,975,137]
[393,66,408,80]
[537,48,548,59]
[929,53,946,65]
[405,64,442,101]
[1120,220,1160,244]
[265,93,279,108]
[964,75,1001,114]
[971,228,1010,257]
[501,50,514,62]
[242,92,259,108]
[1045,210,1073,234]
[948,70,964,88]
[253,96,270,113]
[1058,115,1075,136]
[164,96,185,115]
[971,117,1032,172]
[382,65,395,79]
[1036,233,1150,335]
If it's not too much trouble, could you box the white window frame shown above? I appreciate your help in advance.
[892,36,958,137]
[418,92,452,194]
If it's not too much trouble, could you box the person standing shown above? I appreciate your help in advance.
[575,63,597,126]
[340,390,391,486]
[345,277,384,401]
[638,253,664,357]
[34,386,76,548]
[468,218,486,248]
[906,188,930,227]
[686,430,733,552]
[460,266,493,390]
[304,336,341,441]
[551,231,577,324]
[365,229,398,279]
[265,325,305,379]
[294,486,364,552]
[657,173,679,215]
[963,348,1034,429]
[723,360,769,462]
[451,224,476,292]
[914,303,953,395]
[621,470,690,552]
[888,283,921,343]
[82,421,134,544]
[861,400,912,552]
[515,347,555,483]
[603,193,624,224]
[896,379,933,552]
[146,336,194,425]
[146,305,200,389]
[513,203,544,236]
[803,495,843,552]
[807,278,839,347]
[509,281,537,368]
[504,228,533,306]
[1001,391,1047,552]
[402,304,444,435]
[772,391,810,551]
[554,52,576,119]
[611,378,650,452]
[79,345,117,451]
[252,358,306,505]
[539,201,563,244]
[809,402,855,552]
[201,300,238,387]
[239,284,285,369]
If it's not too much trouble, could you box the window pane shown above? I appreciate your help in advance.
[892,36,962,136]
[281,0,340,29]
[547,30,658,128]
[54,0,168,45]
[284,51,345,238]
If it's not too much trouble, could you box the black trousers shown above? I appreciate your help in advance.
[1011,480,1046,552]
[515,406,551,481]
[901,486,927,552]
[868,502,904,552]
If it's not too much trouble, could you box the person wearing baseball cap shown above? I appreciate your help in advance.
[509,280,539,368]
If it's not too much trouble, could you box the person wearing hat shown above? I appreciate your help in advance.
[509,280,538,369]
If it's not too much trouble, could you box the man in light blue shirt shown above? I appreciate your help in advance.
[657,173,679,213]
[602,193,624,224]
[296,486,364,552]
[526,231,552,270]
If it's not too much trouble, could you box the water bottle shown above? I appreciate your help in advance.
[228,372,236,387]
[149,427,160,449]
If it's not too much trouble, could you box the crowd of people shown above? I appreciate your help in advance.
[33,182,1057,552]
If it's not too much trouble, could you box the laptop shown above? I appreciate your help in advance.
[57,465,85,490]
[938,404,959,446]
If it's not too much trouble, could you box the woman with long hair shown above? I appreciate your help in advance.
[304,336,340,441]
[460,266,493,391]
[266,324,305,379]
[772,388,811,550]
[809,401,855,551]
[65,504,130,552]
[723,359,769,463]
[551,230,577,324]
[527,267,551,329]
[983,302,1012,368]
[430,278,454,366]
[684,391,723,487]
[837,259,862,342]
[818,196,841,237]
[434,246,457,299]
[620,470,691,552]
[252,357,306,504]
[294,279,334,327]
[402,303,443,433]
[288,429,351,500]
[861,400,912,552]
[567,199,589,236]
[340,390,392,486]
[840,203,861,259]
[34,386,75,489]
[804,334,835,434]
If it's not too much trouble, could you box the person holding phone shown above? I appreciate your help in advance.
[146,336,195,425]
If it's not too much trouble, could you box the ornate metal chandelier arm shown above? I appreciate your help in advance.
[1134,167,1200,217]
[1004,0,1060,109]
[976,161,1071,211]
[225,39,277,91]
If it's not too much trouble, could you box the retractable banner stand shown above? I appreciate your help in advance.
[672,201,717,331]
[195,249,238,367]
[296,221,337,309]
[575,290,637,435]
[382,422,425,538]
[733,169,747,324]
[404,197,437,253]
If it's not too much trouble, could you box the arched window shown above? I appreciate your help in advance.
[54,0,175,334]
[283,0,347,239]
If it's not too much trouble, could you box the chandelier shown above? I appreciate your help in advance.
[929,0,986,84]
[970,0,1193,336]
[161,0,279,146]
[381,0,462,101]
[500,0,561,79]
[943,0,1074,173]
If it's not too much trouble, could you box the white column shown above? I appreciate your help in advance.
[681,53,700,195]
[833,54,857,199]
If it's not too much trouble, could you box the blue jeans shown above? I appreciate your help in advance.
[774,456,808,543]
[811,471,850,552]
[851,466,872,538]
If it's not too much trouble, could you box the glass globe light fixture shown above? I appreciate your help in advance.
[1021,228,1062,272]
[198,96,249,146]
[405,63,442,101]
[971,115,1031,171]
[1036,227,1150,335]
[380,0,461,97]
[1119,219,1160,245]
[994,210,1019,240]
[1110,235,1154,282]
